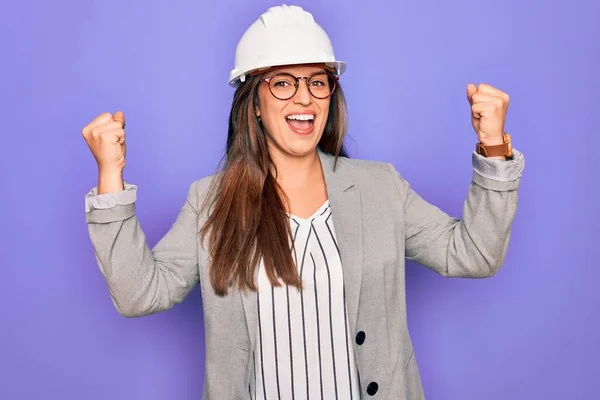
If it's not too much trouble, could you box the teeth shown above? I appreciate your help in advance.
[286,114,314,121]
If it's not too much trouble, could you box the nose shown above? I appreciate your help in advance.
[293,78,312,105]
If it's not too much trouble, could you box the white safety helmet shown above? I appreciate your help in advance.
[229,4,346,87]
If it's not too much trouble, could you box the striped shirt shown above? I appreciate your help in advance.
[250,200,361,400]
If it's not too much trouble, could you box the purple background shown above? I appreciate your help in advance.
[2,0,598,399]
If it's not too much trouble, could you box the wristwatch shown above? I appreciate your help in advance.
[476,132,513,159]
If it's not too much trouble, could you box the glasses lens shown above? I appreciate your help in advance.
[308,73,335,99]
[269,73,297,100]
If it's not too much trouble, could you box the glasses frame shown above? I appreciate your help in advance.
[259,71,339,100]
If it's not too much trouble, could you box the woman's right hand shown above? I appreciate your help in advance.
[82,111,127,173]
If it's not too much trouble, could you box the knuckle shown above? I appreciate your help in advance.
[91,129,102,138]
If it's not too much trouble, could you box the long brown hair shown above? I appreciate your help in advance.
[200,71,349,296]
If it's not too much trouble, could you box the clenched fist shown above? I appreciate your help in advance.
[467,83,510,146]
[82,111,127,173]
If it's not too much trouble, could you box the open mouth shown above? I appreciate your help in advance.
[285,114,315,133]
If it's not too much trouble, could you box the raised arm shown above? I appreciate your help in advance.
[85,180,201,317]
[389,149,525,277]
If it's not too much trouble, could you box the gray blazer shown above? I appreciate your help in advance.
[85,148,525,399]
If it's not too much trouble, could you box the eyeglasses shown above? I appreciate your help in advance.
[259,71,338,100]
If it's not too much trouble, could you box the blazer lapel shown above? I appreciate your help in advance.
[240,149,364,351]
[319,149,364,335]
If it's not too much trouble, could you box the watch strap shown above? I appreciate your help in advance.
[476,133,513,158]
[476,142,509,157]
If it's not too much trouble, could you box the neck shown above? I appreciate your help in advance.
[268,147,323,191]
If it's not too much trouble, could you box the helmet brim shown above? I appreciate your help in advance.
[229,60,346,87]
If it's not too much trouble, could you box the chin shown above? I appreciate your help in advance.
[268,128,320,156]
[276,141,315,157]
[288,136,323,156]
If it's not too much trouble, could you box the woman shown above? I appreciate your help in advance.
[82,5,524,399]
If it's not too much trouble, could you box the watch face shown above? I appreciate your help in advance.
[504,133,513,157]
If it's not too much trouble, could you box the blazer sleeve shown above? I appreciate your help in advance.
[387,149,525,277]
[84,181,201,317]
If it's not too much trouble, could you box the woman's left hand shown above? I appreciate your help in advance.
[466,83,510,146]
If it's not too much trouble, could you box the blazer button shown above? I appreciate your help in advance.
[356,331,366,345]
[366,381,378,396]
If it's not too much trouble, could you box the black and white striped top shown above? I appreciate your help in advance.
[250,200,361,400]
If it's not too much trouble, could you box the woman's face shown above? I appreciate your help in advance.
[256,64,333,158]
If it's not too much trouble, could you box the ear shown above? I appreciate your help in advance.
[254,91,261,118]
